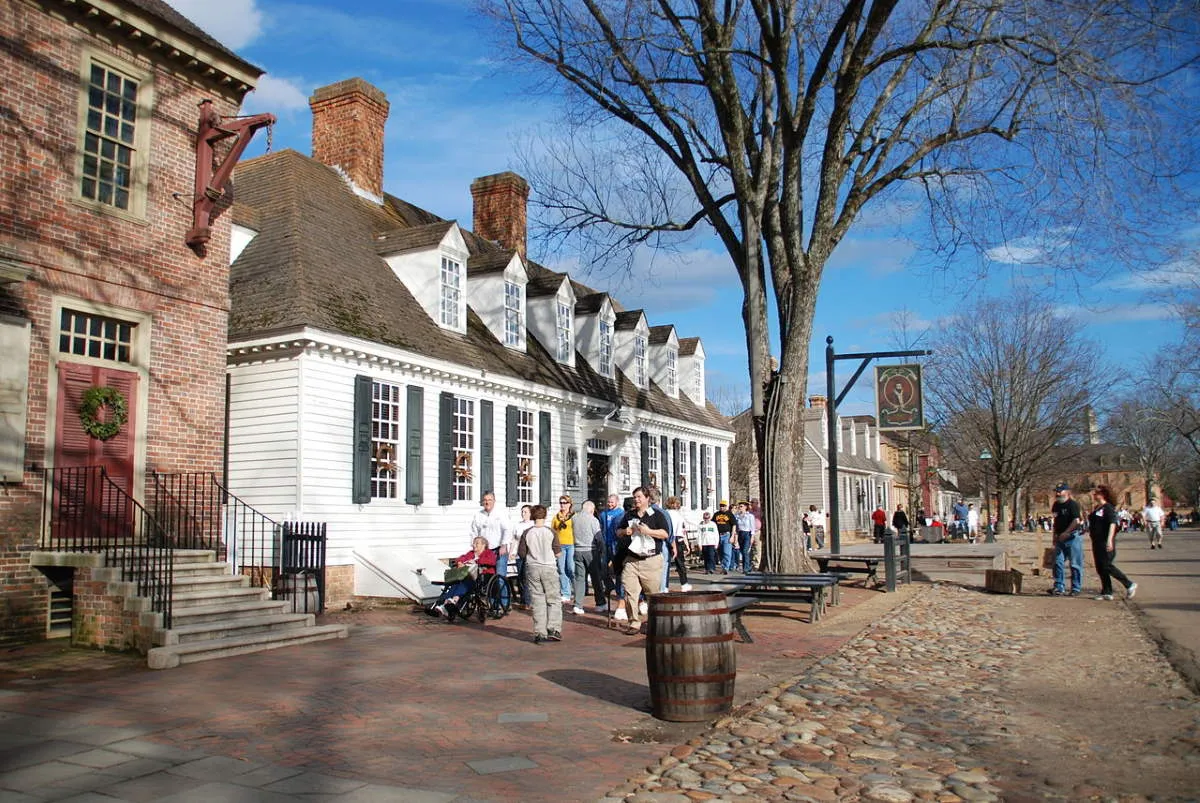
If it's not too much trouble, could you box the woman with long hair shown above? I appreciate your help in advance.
[1089,485,1138,601]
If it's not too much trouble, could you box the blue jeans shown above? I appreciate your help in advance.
[496,553,510,606]
[718,534,733,570]
[702,545,717,572]
[1053,533,1084,593]
[557,544,575,598]
[738,531,753,573]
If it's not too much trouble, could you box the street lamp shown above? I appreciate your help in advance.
[979,449,993,541]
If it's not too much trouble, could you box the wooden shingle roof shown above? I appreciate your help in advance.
[229,149,729,431]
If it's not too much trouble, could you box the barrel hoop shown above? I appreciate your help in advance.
[653,697,735,707]
[650,607,730,616]
[647,672,737,684]
[647,633,735,645]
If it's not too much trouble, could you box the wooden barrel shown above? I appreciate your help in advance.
[645,591,737,722]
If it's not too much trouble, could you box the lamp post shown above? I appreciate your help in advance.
[979,449,993,541]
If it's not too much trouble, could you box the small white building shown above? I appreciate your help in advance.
[225,79,734,604]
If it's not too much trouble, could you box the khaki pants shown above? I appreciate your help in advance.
[621,552,664,628]
[527,561,563,637]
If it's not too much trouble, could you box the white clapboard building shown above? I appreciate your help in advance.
[225,79,734,604]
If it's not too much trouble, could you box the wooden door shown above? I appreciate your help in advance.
[53,363,138,541]
[587,453,610,507]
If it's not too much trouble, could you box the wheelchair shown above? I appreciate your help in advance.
[428,569,513,624]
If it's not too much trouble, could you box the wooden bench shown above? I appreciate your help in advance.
[726,595,758,643]
[723,573,840,621]
[815,556,881,588]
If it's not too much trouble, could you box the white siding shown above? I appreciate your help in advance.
[227,360,301,511]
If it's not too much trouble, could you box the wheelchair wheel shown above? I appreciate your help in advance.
[456,593,477,622]
[484,575,510,619]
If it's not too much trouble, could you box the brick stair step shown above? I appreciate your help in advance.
[169,599,290,624]
[171,587,270,608]
[170,574,250,592]
[155,613,316,645]
[147,625,348,669]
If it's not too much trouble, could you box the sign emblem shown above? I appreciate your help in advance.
[875,364,924,431]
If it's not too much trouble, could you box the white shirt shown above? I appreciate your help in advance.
[967,509,979,528]
[1144,504,1164,523]
[698,521,719,547]
[469,507,512,551]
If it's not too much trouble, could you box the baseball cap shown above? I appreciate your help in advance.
[719,499,728,505]
[1054,482,1070,492]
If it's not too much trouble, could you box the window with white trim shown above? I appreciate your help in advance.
[598,320,613,377]
[503,281,523,347]
[646,436,659,488]
[371,381,402,499]
[619,454,631,492]
[666,347,678,395]
[556,301,573,362]
[58,309,134,363]
[634,334,647,387]
[517,409,535,504]
[452,397,475,501]
[693,356,704,400]
[702,445,714,508]
[80,61,139,211]
[440,256,462,328]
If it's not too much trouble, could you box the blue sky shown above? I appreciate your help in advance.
[170,0,1197,416]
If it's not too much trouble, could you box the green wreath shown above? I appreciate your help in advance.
[79,386,128,441]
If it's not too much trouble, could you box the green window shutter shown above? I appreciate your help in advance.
[405,386,424,505]
[352,375,373,504]
[539,411,552,506]
[505,405,520,507]
[639,431,650,487]
[659,435,669,493]
[479,400,494,497]
[689,441,698,508]
[671,437,681,498]
[715,445,723,504]
[438,392,454,506]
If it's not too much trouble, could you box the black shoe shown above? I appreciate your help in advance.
[548,630,562,642]
[1068,590,1081,597]
[1048,588,1063,596]
[445,601,459,622]
[533,634,545,644]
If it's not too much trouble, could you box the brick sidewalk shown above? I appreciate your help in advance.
[0,585,900,801]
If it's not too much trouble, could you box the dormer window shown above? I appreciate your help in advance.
[634,334,647,387]
[440,256,463,328]
[666,347,678,395]
[556,300,573,362]
[693,356,704,400]
[504,280,523,347]
[599,320,613,377]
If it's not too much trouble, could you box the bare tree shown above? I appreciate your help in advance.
[486,0,1198,570]
[1105,401,1179,501]
[925,294,1098,533]
[706,383,751,418]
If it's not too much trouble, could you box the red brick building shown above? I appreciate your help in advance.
[0,0,263,641]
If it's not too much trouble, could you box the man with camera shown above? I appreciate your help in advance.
[615,485,671,635]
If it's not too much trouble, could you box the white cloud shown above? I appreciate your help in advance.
[164,0,264,50]
[243,74,309,114]
[984,228,1075,266]
[826,236,919,276]
[1101,257,1199,293]
[580,246,739,314]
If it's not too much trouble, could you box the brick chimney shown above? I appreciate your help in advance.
[808,395,827,410]
[471,171,529,259]
[310,78,389,201]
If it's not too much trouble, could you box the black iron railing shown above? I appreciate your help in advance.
[151,472,282,594]
[280,521,327,613]
[42,466,175,627]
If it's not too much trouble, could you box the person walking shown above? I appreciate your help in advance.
[519,505,562,644]
[598,494,625,616]
[734,501,755,574]
[662,496,692,592]
[712,500,736,573]
[1143,496,1165,549]
[551,496,576,603]
[469,492,512,606]
[892,503,910,542]
[697,510,719,573]
[570,500,604,614]
[615,486,670,635]
[1049,482,1085,597]
[1089,485,1138,601]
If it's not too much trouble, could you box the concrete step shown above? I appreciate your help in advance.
[170,574,250,593]
[147,624,348,669]
[167,561,235,577]
[171,586,270,609]
[170,599,290,625]
[121,549,219,565]
[154,612,316,645]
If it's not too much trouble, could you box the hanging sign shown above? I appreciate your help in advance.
[875,364,925,431]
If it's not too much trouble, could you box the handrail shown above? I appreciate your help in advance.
[41,466,174,627]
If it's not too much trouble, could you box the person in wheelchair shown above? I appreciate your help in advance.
[428,536,497,620]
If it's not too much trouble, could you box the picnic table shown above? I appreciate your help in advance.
[813,554,882,588]
[719,573,841,623]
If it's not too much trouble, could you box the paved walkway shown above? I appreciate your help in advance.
[0,584,894,802]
